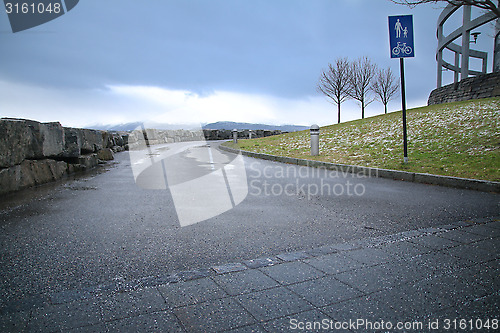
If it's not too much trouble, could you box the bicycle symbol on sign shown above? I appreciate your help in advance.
[392,42,412,56]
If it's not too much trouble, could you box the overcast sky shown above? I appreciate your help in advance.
[0,0,496,128]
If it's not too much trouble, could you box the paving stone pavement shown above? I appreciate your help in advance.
[1,217,499,332]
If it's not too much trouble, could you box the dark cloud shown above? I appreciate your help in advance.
[2,0,492,126]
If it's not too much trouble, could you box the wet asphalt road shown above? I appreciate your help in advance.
[0,141,498,303]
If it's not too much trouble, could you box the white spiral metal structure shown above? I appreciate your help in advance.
[436,4,497,87]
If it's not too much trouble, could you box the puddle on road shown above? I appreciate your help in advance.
[62,184,99,191]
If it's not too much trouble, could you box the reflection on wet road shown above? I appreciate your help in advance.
[131,141,248,226]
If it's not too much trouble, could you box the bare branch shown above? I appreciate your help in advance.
[317,57,351,123]
[347,56,378,119]
[372,67,399,114]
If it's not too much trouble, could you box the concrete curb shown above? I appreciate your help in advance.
[219,144,500,193]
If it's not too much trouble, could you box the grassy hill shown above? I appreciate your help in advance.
[226,97,500,182]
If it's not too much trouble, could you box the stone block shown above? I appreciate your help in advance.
[0,118,32,167]
[63,127,82,158]
[0,159,68,195]
[121,134,129,145]
[39,122,64,158]
[143,128,159,141]
[97,148,114,161]
[0,164,21,195]
[78,154,98,169]
[111,133,124,147]
[0,119,65,164]
[81,129,104,154]
[21,160,67,186]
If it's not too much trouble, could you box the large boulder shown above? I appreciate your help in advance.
[63,127,82,158]
[191,130,205,141]
[81,129,104,154]
[143,128,160,145]
[97,148,114,161]
[219,130,232,139]
[0,164,21,195]
[64,128,119,158]
[19,159,67,188]
[39,122,65,158]
[102,131,125,148]
[0,159,67,195]
[0,118,32,168]
[203,129,216,140]
[144,128,159,141]
[78,154,99,169]
[0,118,65,167]
[108,132,125,147]
[120,134,129,145]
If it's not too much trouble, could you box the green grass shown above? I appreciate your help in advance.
[224,97,500,182]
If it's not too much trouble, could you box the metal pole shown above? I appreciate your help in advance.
[400,58,408,163]
[310,124,320,156]
[494,18,500,72]
[437,24,443,88]
[232,129,238,144]
[454,52,460,83]
[461,5,471,80]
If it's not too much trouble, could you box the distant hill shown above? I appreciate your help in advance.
[88,121,309,132]
[88,122,197,131]
[202,121,308,132]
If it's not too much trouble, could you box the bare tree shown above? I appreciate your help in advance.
[317,58,351,124]
[372,67,400,114]
[347,57,377,119]
[390,0,500,18]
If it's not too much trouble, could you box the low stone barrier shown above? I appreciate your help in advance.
[0,119,287,195]
[202,129,284,140]
[126,128,285,146]
[0,118,128,195]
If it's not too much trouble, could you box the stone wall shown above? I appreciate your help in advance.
[127,128,205,147]
[203,129,284,140]
[428,72,500,105]
[126,128,285,147]
[0,118,128,195]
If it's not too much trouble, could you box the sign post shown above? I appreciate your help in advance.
[388,15,414,163]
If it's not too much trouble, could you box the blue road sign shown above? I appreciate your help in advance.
[388,15,414,58]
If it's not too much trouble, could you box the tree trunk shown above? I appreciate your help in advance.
[384,104,388,114]
[361,100,365,119]
[337,103,341,124]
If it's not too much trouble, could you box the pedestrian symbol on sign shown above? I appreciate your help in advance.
[395,19,409,39]
[395,19,403,38]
